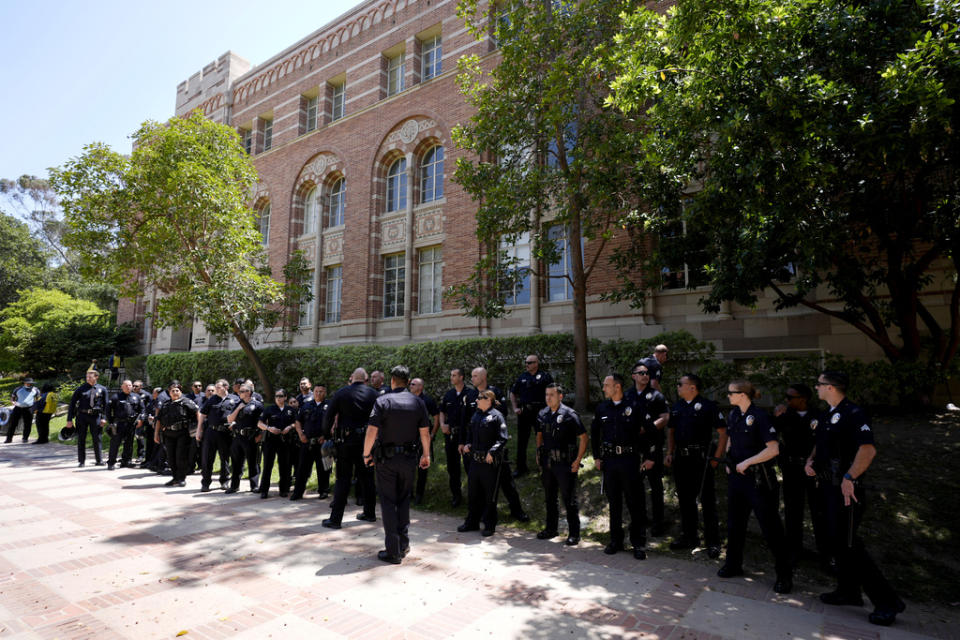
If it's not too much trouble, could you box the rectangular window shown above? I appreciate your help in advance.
[387,54,405,96]
[258,204,271,246]
[331,83,345,121]
[418,247,443,314]
[299,271,315,327]
[262,118,273,151]
[325,265,342,324]
[241,128,252,154]
[306,96,319,132]
[660,218,709,290]
[501,232,531,306]
[546,224,584,302]
[383,253,405,318]
[421,36,442,80]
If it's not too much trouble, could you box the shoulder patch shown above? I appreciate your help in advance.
[769,427,776,434]
[861,424,871,432]
[485,414,495,422]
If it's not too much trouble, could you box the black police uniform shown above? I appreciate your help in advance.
[461,407,509,533]
[626,384,668,532]
[323,381,379,523]
[199,394,233,490]
[259,403,297,497]
[67,381,110,466]
[107,390,144,468]
[134,388,152,460]
[510,368,554,474]
[461,386,528,520]
[146,390,171,472]
[814,398,901,612]
[592,397,650,552]
[368,389,431,558]
[157,396,199,484]
[536,404,585,539]
[639,355,664,388]
[775,407,828,563]
[439,386,470,504]
[414,391,439,502]
[669,395,725,548]
[724,405,791,580]
[228,398,263,492]
[291,395,330,500]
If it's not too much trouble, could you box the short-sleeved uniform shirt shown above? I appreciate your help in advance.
[813,398,874,475]
[368,389,431,445]
[510,370,554,406]
[536,404,585,451]
[670,395,726,448]
[726,404,777,464]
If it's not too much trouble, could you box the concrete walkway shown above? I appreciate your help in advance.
[0,443,951,640]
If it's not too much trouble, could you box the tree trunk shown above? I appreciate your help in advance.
[570,212,589,411]
[232,325,274,400]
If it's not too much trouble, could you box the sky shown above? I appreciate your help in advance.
[0,0,357,180]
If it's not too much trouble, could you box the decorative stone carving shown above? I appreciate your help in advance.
[323,232,344,259]
[382,218,406,248]
[415,209,443,239]
[387,119,438,144]
[311,155,328,176]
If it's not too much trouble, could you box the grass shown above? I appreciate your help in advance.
[36,408,959,606]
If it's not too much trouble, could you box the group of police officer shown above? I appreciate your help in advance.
[56,346,903,626]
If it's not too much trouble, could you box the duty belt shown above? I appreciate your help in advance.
[546,448,572,464]
[237,427,258,438]
[381,442,419,457]
[601,443,636,457]
[471,449,498,463]
[80,409,102,415]
[676,444,708,457]
[782,454,808,465]
[209,424,232,433]
[307,436,324,445]
[163,423,189,431]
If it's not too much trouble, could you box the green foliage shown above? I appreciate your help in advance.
[0,213,47,310]
[607,0,960,377]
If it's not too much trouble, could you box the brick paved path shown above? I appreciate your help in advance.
[0,443,951,639]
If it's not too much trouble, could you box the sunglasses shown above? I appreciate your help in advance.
[727,390,745,395]
[633,370,650,376]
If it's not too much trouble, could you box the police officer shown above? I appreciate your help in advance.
[626,363,670,536]
[665,373,726,557]
[322,368,379,528]
[369,370,386,395]
[155,381,199,487]
[291,383,329,501]
[131,380,151,462]
[807,371,905,626]
[509,355,554,477]
[592,374,652,559]
[458,389,509,537]
[66,369,110,467]
[720,380,792,593]
[535,383,587,545]
[773,383,829,568]
[186,381,205,405]
[257,388,297,498]
[439,368,469,507]
[363,365,432,564]
[197,379,233,492]
[295,377,313,405]
[410,377,439,505]
[638,344,669,393]
[225,384,263,494]
[460,367,530,522]
[106,379,144,470]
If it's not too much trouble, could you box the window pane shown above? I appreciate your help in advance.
[384,253,405,318]
[387,158,407,212]
[332,84,345,121]
[420,146,444,203]
[306,96,318,132]
[422,36,442,80]
[299,270,315,327]
[418,247,442,314]
[258,204,271,246]
[325,265,342,324]
[328,178,345,227]
[387,54,405,95]
[263,119,273,151]
[501,232,530,306]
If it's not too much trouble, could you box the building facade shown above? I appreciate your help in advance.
[117,0,928,365]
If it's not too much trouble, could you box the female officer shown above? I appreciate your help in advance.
[257,388,298,498]
[457,389,508,537]
[720,379,793,594]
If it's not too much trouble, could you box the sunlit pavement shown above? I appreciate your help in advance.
[0,443,950,640]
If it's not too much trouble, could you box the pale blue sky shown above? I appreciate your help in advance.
[0,0,355,180]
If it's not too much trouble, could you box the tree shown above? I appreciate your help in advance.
[0,213,47,309]
[50,111,311,397]
[1,175,73,269]
[0,288,134,374]
[608,0,960,386]
[452,0,645,409]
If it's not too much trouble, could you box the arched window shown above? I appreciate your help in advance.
[302,187,319,235]
[327,177,345,227]
[386,158,407,212]
[257,203,271,246]
[420,146,444,203]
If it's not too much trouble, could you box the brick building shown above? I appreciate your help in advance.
[117,0,920,364]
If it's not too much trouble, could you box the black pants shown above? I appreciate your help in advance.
[497,452,526,516]
[35,412,52,443]
[163,429,192,483]
[541,460,580,536]
[144,427,160,467]
[822,483,900,609]
[230,435,260,491]
[376,454,418,556]
[643,446,666,526]
[781,460,828,561]
[76,415,103,464]
[674,452,720,546]
[330,442,375,521]
[260,434,291,496]
[465,460,500,530]
[201,429,232,487]
[107,422,136,466]
[5,407,33,442]
[515,407,540,473]
[726,470,791,577]
[293,440,328,498]
[602,456,645,547]
[442,433,463,502]
[415,438,434,499]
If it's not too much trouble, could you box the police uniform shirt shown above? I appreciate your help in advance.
[640,355,663,385]
[200,395,226,427]
[813,398,875,473]
[510,370,554,406]
[625,386,668,431]
[296,392,314,406]
[323,382,379,437]
[298,398,328,439]
[440,387,469,428]
[536,404,585,451]
[591,399,644,458]
[108,391,143,424]
[774,408,819,459]
[368,389,431,444]
[727,405,777,464]
[670,395,726,448]
[461,385,506,429]
[467,408,509,454]
[261,404,297,436]
[416,392,440,418]
[157,397,199,428]
[68,383,109,421]
[234,399,264,431]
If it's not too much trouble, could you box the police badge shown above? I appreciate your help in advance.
[557,415,563,423]
[746,415,755,426]
[810,419,818,430]
[645,393,652,400]
[536,374,541,381]
[694,402,702,411]
[831,413,841,424]
[624,406,633,416]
